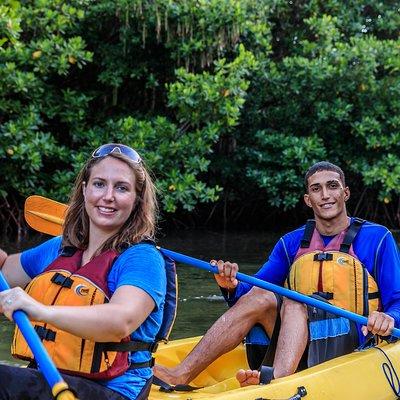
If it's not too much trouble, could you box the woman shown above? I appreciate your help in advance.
[0,144,168,399]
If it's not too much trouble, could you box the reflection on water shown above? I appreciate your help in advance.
[159,229,279,339]
[0,229,280,364]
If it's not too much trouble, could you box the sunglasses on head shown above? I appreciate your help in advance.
[92,143,142,164]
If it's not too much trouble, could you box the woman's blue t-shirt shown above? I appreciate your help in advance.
[21,236,167,400]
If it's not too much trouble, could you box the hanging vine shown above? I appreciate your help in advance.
[115,0,271,70]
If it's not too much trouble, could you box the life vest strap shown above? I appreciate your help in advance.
[339,218,364,253]
[34,325,56,341]
[59,246,77,257]
[313,253,333,261]
[51,272,74,288]
[300,220,315,248]
[102,340,159,353]
[128,358,155,369]
[313,291,333,300]
[368,292,380,300]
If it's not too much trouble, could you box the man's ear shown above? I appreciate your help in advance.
[304,193,312,208]
[344,186,350,202]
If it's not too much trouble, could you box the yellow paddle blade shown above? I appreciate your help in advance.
[24,195,67,236]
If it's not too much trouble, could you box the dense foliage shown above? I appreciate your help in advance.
[1,0,400,236]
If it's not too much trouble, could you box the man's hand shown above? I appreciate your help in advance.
[211,260,239,290]
[0,249,7,268]
[361,311,394,337]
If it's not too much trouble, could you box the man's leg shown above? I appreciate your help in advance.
[236,298,308,386]
[273,298,308,377]
[154,286,278,385]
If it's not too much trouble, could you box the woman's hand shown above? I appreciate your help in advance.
[0,287,47,322]
[211,260,239,290]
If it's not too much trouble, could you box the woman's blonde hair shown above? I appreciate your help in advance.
[62,150,157,255]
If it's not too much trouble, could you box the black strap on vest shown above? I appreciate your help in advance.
[51,272,74,288]
[300,218,365,252]
[100,341,158,370]
[313,291,334,300]
[59,246,77,257]
[313,253,333,261]
[300,220,315,248]
[259,295,283,368]
[34,325,56,341]
[340,218,365,253]
[102,340,159,353]
[128,358,155,369]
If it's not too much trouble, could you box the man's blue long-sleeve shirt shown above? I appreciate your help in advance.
[227,218,400,328]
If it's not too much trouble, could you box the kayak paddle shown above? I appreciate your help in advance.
[0,271,77,399]
[24,195,400,338]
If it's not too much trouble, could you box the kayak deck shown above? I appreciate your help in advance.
[150,336,400,399]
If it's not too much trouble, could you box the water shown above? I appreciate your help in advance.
[160,229,281,339]
[0,229,281,364]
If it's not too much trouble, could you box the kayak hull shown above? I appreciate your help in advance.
[150,336,399,399]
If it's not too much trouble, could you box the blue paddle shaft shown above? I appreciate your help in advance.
[159,247,400,338]
[0,272,65,387]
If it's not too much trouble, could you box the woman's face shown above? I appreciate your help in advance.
[83,156,137,237]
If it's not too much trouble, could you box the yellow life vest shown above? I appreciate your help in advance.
[12,244,178,379]
[12,248,133,379]
[285,219,380,316]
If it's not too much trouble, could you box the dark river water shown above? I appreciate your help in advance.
[0,229,282,364]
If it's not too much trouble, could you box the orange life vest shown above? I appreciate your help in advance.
[285,219,380,316]
[12,245,177,380]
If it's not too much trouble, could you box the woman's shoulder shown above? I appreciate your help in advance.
[116,242,165,268]
[109,242,167,297]
[22,235,63,257]
[122,242,162,257]
[20,235,63,278]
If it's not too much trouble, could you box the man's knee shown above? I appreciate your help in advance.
[281,298,307,315]
[235,287,277,317]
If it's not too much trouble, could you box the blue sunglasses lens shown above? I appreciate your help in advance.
[92,144,142,163]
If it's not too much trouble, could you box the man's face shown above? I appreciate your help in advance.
[304,170,350,222]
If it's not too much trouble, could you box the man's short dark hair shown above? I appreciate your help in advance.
[304,161,346,191]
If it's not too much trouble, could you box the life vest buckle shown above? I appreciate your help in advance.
[34,325,56,341]
[51,272,74,288]
[312,291,334,300]
[313,253,333,261]
[148,342,159,353]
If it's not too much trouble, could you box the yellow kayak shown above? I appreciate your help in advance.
[150,336,400,399]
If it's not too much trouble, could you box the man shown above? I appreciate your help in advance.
[154,161,400,387]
